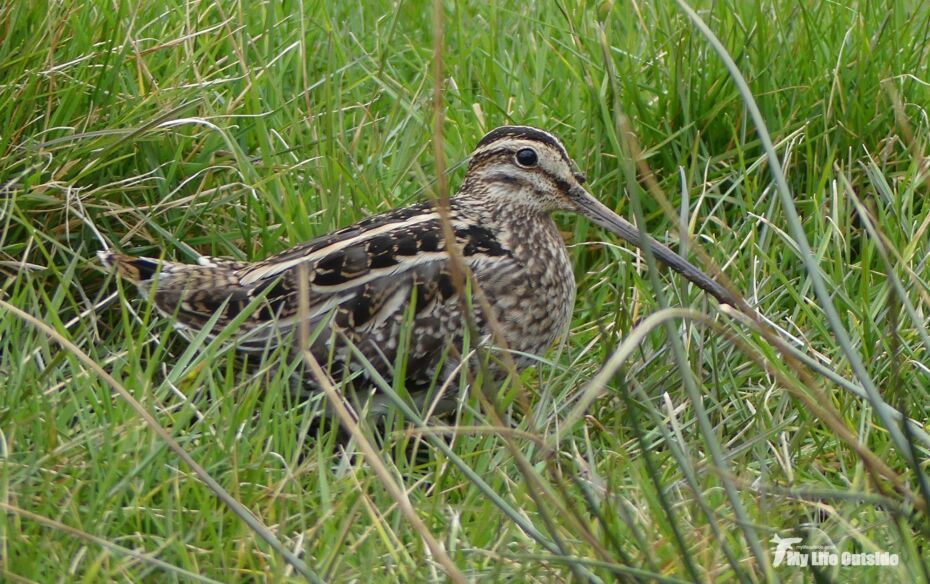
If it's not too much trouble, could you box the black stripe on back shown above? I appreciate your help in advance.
[455,224,508,257]
[128,257,160,281]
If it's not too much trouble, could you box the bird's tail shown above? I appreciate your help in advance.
[98,251,247,326]
[98,251,164,284]
[97,251,245,285]
[99,251,304,351]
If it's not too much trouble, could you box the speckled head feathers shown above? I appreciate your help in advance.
[464,125,588,213]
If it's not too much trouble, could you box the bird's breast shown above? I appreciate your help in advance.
[473,216,575,359]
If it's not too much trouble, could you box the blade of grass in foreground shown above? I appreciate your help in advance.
[0,299,323,584]
[340,339,610,584]
[596,23,770,578]
[674,0,917,467]
[295,264,468,584]
[0,502,223,584]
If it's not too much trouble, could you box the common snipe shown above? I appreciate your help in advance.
[100,126,735,415]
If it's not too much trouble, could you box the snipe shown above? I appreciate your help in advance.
[100,126,735,415]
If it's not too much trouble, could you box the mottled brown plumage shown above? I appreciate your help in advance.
[100,126,736,417]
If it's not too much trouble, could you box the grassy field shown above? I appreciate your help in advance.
[2,0,929,581]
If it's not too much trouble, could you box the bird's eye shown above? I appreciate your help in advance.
[515,148,538,167]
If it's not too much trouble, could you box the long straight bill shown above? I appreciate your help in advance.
[570,187,737,306]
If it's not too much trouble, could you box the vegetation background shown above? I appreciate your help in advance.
[1,0,928,581]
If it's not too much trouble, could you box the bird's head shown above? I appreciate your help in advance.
[464,125,737,306]
[465,125,588,214]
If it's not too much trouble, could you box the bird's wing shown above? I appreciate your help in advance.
[230,207,513,353]
[109,202,514,358]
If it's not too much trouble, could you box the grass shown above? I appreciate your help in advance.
[2,0,929,581]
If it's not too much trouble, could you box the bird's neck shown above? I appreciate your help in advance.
[449,193,563,258]
[451,179,552,222]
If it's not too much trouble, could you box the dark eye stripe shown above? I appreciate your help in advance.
[469,143,578,181]
[553,176,572,193]
[478,160,573,194]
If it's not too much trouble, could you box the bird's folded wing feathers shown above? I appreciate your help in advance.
[100,202,514,351]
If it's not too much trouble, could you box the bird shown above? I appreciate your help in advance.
[99,125,736,418]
